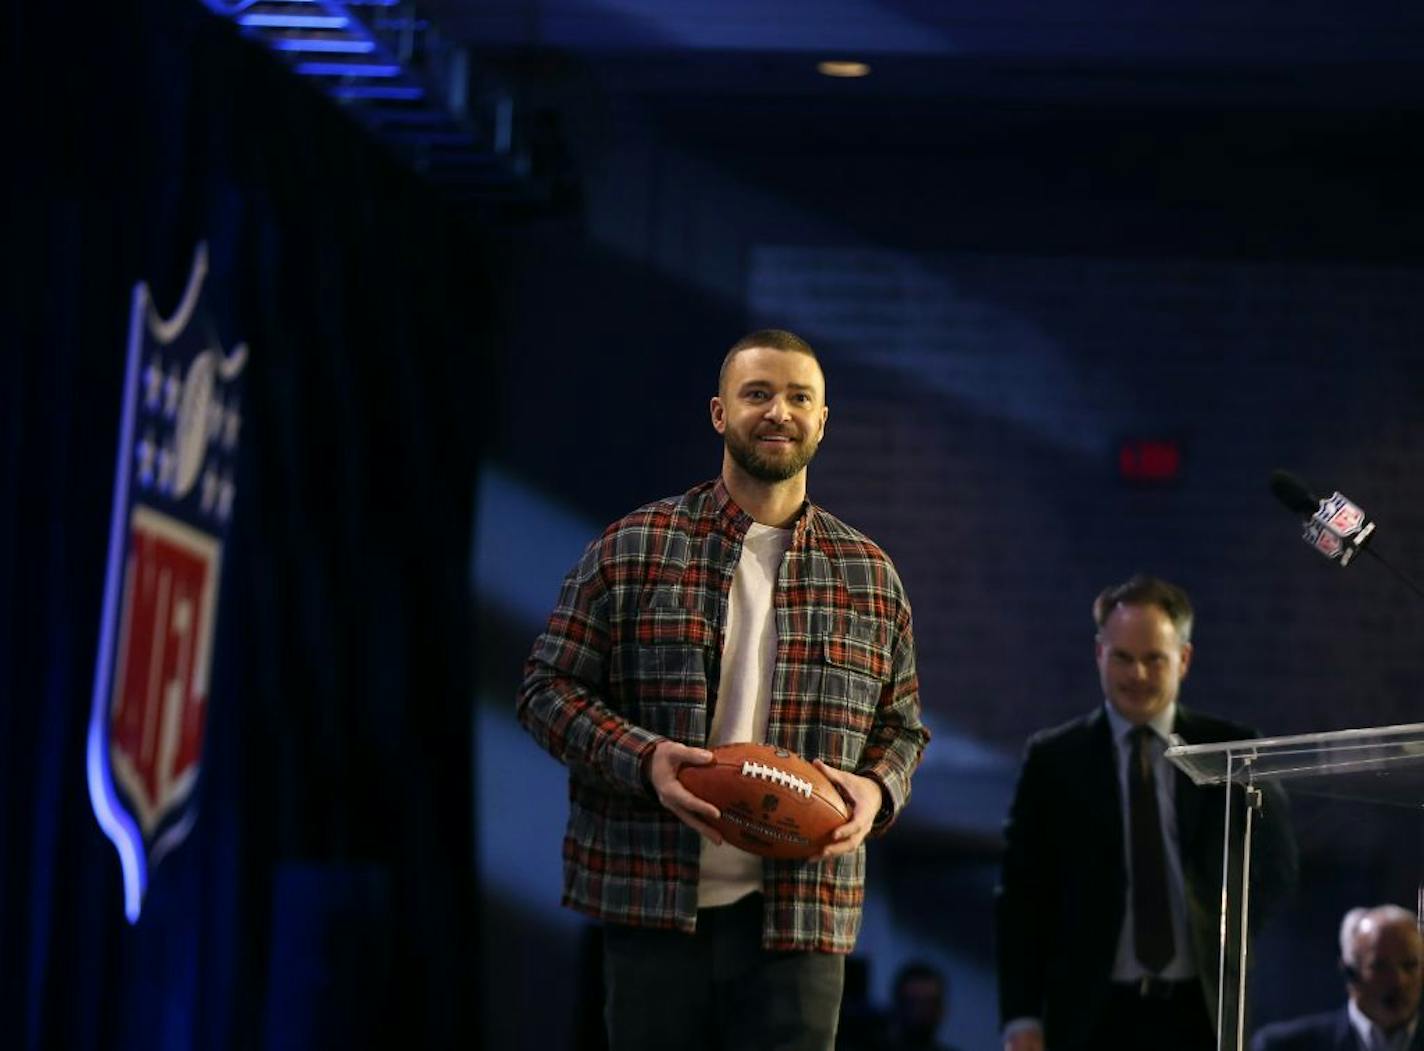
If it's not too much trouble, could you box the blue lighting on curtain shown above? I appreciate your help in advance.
[236,14,348,29]
[294,61,400,77]
[86,278,152,924]
[271,38,376,54]
[330,84,424,101]
[201,0,533,201]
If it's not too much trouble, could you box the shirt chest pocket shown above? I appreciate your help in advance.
[615,595,713,742]
[818,616,890,737]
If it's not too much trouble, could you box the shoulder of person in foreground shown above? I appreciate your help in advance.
[1175,704,1261,745]
[1017,707,1105,766]
[807,505,904,574]
[1248,1008,1346,1051]
[1176,706,1300,906]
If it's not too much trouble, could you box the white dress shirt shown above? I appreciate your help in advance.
[1348,998,1419,1051]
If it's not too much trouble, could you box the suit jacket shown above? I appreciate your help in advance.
[1251,1006,1424,1051]
[995,705,1299,1050]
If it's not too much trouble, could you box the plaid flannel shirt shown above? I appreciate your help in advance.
[516,478,928,953]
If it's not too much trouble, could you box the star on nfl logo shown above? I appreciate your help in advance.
[87,243,248,922]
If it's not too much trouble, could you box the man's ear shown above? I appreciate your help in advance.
[710,395,726,434]
[1178,641,1194,680]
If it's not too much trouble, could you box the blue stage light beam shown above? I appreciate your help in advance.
[270,38,376,53]
[201,0,536,203]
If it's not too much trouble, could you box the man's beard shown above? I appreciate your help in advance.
[724,428,820,482]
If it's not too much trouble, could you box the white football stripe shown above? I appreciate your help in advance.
[739,760,813,798]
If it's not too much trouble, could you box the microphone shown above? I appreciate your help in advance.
[1268,470,1320,516]
[1268,469,1375,567]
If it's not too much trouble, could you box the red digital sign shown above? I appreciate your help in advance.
[1118,438,1182,483]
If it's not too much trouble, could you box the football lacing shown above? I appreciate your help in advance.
[740,760,813,798]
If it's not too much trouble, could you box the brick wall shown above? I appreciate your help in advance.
[750,246,1424,745]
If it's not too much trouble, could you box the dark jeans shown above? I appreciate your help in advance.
[602,893,846,1051]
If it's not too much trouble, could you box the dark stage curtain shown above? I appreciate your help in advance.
[2,2,487,1047]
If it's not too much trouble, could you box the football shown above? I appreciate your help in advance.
[677,742,850,859]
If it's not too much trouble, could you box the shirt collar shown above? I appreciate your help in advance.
[711,476,813,544]
[1348,997,1419,1050]
[1103,700,1177,747]
[711,477,753,537]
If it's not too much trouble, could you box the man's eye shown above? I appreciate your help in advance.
[746,390,768,400]
[793,393,812,404]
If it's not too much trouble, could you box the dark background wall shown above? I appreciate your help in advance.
[7,1,1424,1049]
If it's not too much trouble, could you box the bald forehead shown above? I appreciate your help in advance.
[718,345,824,396]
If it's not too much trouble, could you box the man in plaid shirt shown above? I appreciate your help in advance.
[518,328,929,1050]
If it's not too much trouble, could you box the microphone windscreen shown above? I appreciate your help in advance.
[1270,469,1320,515]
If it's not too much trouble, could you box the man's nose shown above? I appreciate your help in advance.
[763,396,791,422]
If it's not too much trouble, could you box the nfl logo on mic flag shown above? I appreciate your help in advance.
[1303,491,1375,567]
[87,243,248,922]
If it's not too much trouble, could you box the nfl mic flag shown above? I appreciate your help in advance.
[86,243,248,922]
[1302,491,1375,567]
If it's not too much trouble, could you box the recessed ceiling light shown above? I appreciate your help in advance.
[817,60,870,78]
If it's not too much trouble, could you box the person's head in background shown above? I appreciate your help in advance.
[1340,904,1424,1033]
[891,960,948,1047]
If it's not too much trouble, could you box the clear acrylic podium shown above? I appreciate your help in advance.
[1166,722,1424,1051]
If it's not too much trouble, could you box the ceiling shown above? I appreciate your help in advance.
[420,0,1424,106]
[315,0,1424,209]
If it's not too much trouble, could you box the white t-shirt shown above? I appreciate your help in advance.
[697,522,794,908]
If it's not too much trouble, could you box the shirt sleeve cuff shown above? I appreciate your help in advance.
[859,770,896,830]
[611,726,663,795]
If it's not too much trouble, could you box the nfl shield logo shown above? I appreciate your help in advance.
[87,243,248,922]
[1304,520,1343,559]
[1325,496,1365,537]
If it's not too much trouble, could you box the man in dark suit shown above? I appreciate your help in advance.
[1251,905,1424,1051]
[996,575,1298,1051]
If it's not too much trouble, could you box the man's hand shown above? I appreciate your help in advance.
[1003,1025,1045,1051]
[647,740,723,843]
[813,760,884,859]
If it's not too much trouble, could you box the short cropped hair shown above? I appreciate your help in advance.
[1093,574,1195,644]
[1340,904,1418,967]
[718,328,819,395]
